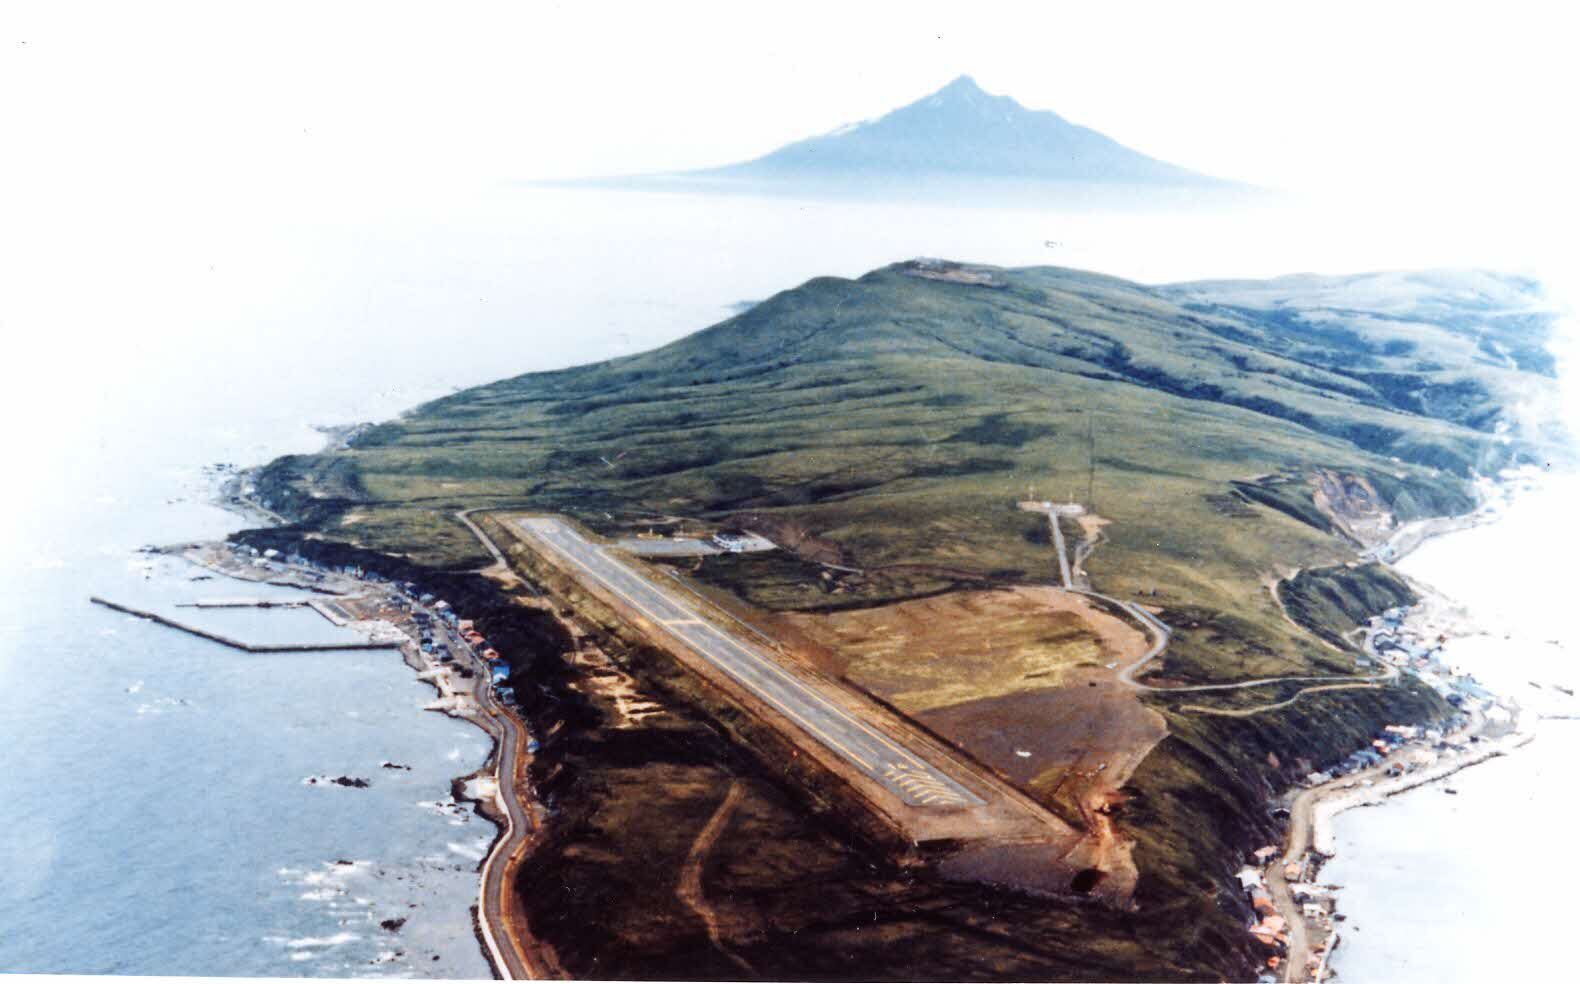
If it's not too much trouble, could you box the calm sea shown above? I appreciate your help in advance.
[0,183,1571,976]
[1322,474,1580,982]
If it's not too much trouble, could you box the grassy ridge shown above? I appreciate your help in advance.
[247,260,1564,978]
[261,261,1554,554]
[258,260,1559,683]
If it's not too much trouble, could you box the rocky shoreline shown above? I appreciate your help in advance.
[200,420,1556,982]
[193,462,528,979]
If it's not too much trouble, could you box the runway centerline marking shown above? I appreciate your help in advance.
[522,523,883,772]
[517,518,985,807]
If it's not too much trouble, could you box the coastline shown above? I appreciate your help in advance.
[202,456,533,980]
[1256,469,1548,983]
[210,455,1541,984]
[199,429,1555,984]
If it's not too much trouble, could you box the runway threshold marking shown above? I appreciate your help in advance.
[521,520,986,807]
[883,762,972,807]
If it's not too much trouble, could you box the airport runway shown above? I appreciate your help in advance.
[517,517,983,809]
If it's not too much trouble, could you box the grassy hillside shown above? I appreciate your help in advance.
[249,260,1564,979]
[260,260,1559,669]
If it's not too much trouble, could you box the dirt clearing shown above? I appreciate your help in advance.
[790,586,1169,903]
[791,586,1114,713]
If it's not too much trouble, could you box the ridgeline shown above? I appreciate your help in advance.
[250,260,1565,979]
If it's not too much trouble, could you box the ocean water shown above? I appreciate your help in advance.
[0,182,1573,976]
[1323,475,1580,982]
[0,510,500,976]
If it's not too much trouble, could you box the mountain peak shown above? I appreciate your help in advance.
[936,74,987,96]
[631,76,1238,194]
[923,74,1011,112]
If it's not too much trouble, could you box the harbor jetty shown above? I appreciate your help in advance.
[90,596,399,652]
[175,597,309,609]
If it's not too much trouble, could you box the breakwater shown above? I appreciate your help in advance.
[90,596,400,652]
[1309,714,1534,855]
[175,597,309,609]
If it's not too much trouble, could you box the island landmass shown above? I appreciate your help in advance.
[232,260,1568,981]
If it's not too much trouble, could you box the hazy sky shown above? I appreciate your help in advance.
[3,2,1579,538]
[5,1,1578,201]
[4,0,1578,404]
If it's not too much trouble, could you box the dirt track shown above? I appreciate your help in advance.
[676,781,752,975]
[505,513,1125,899]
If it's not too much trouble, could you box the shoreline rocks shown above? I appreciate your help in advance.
[304,775,372,789]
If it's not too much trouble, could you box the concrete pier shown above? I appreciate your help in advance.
[175,597,309,609]
[90,597,399,652]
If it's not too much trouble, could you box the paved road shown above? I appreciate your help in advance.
[196,531,551,980]
[1016,499,1400,700]
[517,517,983,809]
[1102,593,1399,696]
[1019,503,1075,588]
[407,614,549,980]
[457,508,512,574]
[448,512,557,979]
[1047,514,1074,589]
[470,650,547,981]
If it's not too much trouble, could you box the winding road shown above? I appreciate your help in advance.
[470,664,556,981]
[454,498,1414,980]
[453,509,559,980]
[1030,508,1402,702]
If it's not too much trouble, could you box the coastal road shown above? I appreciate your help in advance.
[1269,712,1471,984]
[472,660,550,981]
[419,615,554,980]
[194,531,554,980]
[446,513,560,980]
[1266,846,1310,983]
[516,517,984,810]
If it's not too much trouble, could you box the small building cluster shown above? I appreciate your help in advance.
[708,528,775,553]
[1294,605,1515,790]
[1236,861,1291,978]
[1234,599,1530,983]
[231,544,331,581]
[220,542,541,780]
[1238,855,1338,981]
[1367,606,1502,715]
[267,552,521,712]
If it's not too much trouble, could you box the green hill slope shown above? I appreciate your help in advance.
[249,259,1565,979]
[256,256,1567,709]
[261,260,1559,629]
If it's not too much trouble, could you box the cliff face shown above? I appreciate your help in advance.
[242,262,1566,980]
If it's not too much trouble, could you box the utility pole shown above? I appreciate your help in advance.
[1086,411,1096,510]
